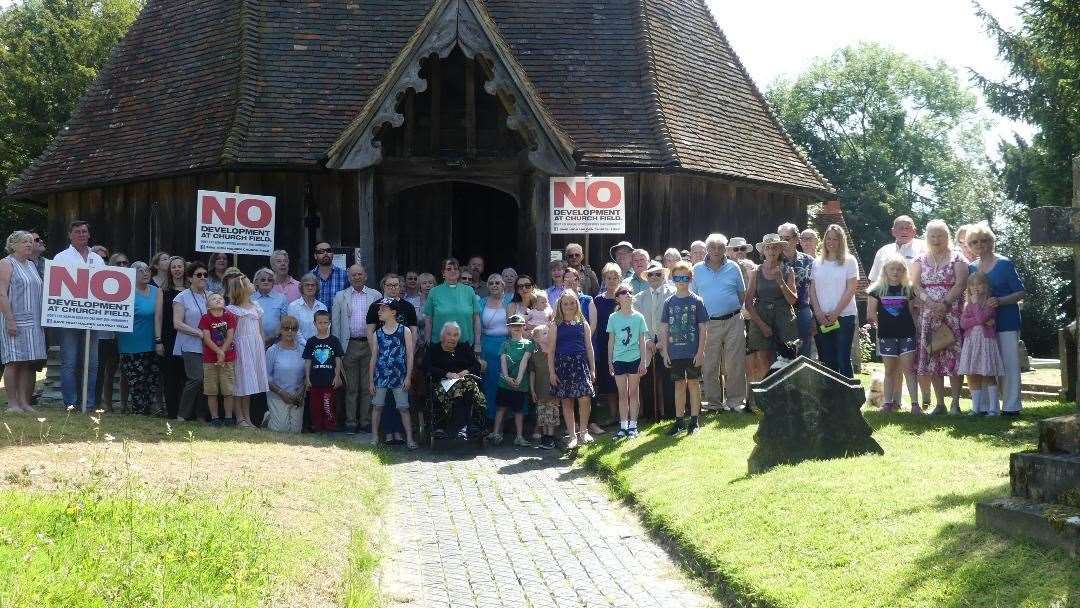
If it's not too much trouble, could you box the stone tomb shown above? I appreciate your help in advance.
[977,158,1080,556]
[747,356,883,475]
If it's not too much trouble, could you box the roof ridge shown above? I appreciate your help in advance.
[635,0,680,168]
[219,0,261,164]
[696,0,834,193]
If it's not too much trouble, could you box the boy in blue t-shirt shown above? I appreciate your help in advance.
[661,261,709,435]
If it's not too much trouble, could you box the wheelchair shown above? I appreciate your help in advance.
[418,371,487,451]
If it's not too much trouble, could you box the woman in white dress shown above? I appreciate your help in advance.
[225,272,269,428]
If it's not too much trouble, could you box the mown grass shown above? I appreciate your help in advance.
[0,410,390,608]
[579,398,1080,608]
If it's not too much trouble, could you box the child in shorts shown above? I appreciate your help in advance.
[866,256,918,413]
[368,298,417,448]
[607,285,648,439]
[199,293,237,427]
[660,261,709,435]
[529,324,560,450]
[304,310,344,432]
[491,314,534,447]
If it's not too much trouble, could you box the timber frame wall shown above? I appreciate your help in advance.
[41,169,816,280]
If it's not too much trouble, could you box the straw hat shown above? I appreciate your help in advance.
[726,237,753,253]
[755,233,785,254]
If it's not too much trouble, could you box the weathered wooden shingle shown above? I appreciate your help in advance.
[8,0,833,198]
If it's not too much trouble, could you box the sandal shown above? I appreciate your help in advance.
[588,423,606,435]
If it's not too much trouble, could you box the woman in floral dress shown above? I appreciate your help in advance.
[911,220,968,416]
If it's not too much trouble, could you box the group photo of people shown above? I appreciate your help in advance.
[0,212,1025,450]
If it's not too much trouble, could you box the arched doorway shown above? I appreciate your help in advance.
[382,181,518,278]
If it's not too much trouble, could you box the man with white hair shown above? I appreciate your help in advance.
[778,222,815,356]
[689,241,707,265]
[564,242,599,296]
[868,215,926,283]
[691,233,748,412]
[269,249,300,303]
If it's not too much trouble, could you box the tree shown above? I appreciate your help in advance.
[0,0,142,235]
[766,42,991,264]
[975,0,1080,207]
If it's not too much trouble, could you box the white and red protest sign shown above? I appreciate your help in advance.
[195,190,276,256]
[41,261,136,332]
[550,176,625,234]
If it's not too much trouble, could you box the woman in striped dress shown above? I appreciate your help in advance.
[226,271,269,428]
[0,231,46,412]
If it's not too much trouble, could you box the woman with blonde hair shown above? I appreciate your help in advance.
[225,271,269,428]
[911,219,968,415]
[0,231,46,411]
[809,224,860,376]
[549,289,596,448]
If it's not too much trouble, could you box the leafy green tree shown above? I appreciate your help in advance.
[0,0,141,235]
[766,42,990,264]
[975,0,1080,207]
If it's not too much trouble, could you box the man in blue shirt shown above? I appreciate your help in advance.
[691,233,747,412]
[310,242,349,312]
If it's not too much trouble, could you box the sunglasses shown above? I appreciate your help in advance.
[116,260,129,266]
[33,237,44,243]
[517,283,533,289]
[647,272,664,278]
[281,326,298,331]
[193,272,208,278]
[315,248,332,254]
[672,275,691,283]
[566,252,582,258]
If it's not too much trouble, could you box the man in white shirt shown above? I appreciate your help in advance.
[868,215,926,283]
[52,220,106,412]
[331,263,382,433]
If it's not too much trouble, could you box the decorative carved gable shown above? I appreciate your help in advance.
[326,0,575,175]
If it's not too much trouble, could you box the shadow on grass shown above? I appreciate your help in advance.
[891,518,1080,607]
[863,400,1075,450]
[892,485,1008,517]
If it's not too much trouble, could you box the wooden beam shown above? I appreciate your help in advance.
[403,89,415,157]
[357,168,376,271]
[429,57,441,153]
[465,59,477,157]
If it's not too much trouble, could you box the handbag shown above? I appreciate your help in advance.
[929,324,955,353]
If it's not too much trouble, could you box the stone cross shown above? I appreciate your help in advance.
[1030,156,1080,413]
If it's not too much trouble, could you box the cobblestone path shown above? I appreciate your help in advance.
[379,449,718,608]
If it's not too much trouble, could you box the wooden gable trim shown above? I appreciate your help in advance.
[325,0,576,175]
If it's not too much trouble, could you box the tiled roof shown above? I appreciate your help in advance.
[8,0,834,198]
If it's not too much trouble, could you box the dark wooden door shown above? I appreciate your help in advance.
[383,181,518,278]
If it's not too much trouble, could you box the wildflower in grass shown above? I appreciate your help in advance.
[66,405,75,411]
[95,409,104,414]
[104,434,115,442]
[166,422,173,436]
[89,417,100,425]
[36,417,46,423]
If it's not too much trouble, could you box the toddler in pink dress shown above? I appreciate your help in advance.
[958,272,1004,416]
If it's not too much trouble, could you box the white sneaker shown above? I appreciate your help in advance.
[565,434,579,449]
[580,432,595,444]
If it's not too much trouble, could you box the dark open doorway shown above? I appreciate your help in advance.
[384,181,518,278]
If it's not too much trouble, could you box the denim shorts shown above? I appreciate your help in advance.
[372,387,410,409]
[612,359,642,376]
[878,337,916,358]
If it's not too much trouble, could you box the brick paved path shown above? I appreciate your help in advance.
[379,448,718,608]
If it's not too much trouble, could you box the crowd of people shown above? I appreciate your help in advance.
[0,213,1026,450]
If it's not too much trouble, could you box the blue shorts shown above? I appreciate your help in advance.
[877,337,916,358]
[373,387,410,409]
[612,359,642,376]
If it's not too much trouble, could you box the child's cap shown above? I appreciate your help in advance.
[376,297,394,308]
[506,314,527,326]
[614,285,632,297]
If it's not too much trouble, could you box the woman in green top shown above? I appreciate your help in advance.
[423,258,483,355]
[607,285,649,439]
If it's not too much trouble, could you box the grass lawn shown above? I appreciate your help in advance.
[579,395,1080,608]
[0,409,389,608]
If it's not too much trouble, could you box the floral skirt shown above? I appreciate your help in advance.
[553,352,593,399]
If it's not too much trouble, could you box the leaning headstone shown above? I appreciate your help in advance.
[1059,321,1076,402]
[748,356,883,474]
[979,155,1080,556]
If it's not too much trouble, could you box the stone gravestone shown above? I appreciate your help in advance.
[976,156,1080,556]
[748,356,883,474]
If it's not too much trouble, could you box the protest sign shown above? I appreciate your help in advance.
[550,176,625,234]
[195,190,276,256]
[41,261,136,332]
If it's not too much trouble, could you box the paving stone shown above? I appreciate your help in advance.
[383,449,720,608]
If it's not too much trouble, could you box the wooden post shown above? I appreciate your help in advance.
[465,59,476,157]
[429,58,441,153]
[232,185,240,267]
[357,168,375,271]
[403,89,415,157]
[81,330,91,412]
